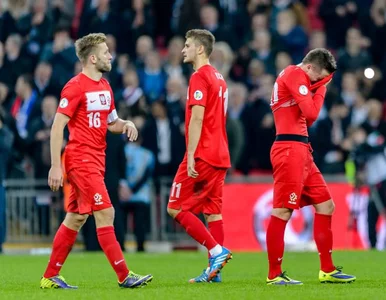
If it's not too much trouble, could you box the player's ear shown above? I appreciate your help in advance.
[90,54,97,64]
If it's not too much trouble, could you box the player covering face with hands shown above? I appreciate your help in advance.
[41,33,152,289]
[167,29,232,283]
[266,48,356,285]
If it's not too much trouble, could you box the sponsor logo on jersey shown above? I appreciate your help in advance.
[298,85,308,95]
[59,98,68,108]
[86,90,111,111]
[194,90,203,100]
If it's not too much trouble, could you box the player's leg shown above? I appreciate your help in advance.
[266,142,307,285]
[190,169,228,283]
[304,162,355,283]
[90,169,152,288]
[167,160,230,282]
[41,172,88,289]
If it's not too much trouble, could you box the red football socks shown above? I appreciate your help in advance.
[266,215,287,279]
[314,213,335,273]
[208,219,224,245]
[207,219,224,261]
[97,226,129,282]
[175,211,218,250]
[44,224,78,278]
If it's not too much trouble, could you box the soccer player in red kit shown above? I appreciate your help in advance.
[266,48,356,285]
[167,29,232,283]
[40,33,153,289]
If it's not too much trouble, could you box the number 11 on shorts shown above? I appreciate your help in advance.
[171,182,182,198]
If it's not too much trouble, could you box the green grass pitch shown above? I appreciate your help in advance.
[0,251,385,300]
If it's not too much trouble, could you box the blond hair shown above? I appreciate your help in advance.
[75,33,107,63]
[186,29,215,57]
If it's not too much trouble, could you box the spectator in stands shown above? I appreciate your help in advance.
[3,34,32,86]
[311,99,351,173]
[49,0,75,30]
[33,61,60,98]
[170,0,201,37]
[250,29,276,75]
[309,30,327,51]
[337,27,372,76]
[120,115,155,252]
[40,25,77,88]
[200,4,237,49]
[211,41,234,82]
[138,51,167,104]
[0,0,28,43]
[0,114,14,253]
[141,100,185,179]
[118,68,147,118]
[340,72,360,107]
[10,74,41,140]
[163,76,186,130]
[135,35,154,69]
[273,9,308,63]
[163,36,190,80]
[274,51,292,75]
[18,0,53,58]
[119,0,154,57]
[319,0,358,50]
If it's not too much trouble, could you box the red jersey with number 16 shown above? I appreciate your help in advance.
[185,64,230,168]
[270,65,325,137]
[57,73,118,172]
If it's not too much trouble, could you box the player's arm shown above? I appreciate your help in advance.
[187,105,205,158]
[49,113,70,191]
[108,118,138,142]
[287,71,328,126]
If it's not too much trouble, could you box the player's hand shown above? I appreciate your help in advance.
[123,121,138,142]
[187,154,199,178]
[48,166,63,192]
[118,182,132,201]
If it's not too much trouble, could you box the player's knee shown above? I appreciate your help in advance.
[315,199,335,215]
[167,207,180,218]
[271,208,293,221]
[94,207,115,227]
[64,213,88,230]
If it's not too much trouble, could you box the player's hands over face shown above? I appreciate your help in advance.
[48,166,63,192]
[123,121,138,142]
[187,154,199,178]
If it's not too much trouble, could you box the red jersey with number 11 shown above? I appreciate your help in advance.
[185,64,230,168]
[57,73,118,172]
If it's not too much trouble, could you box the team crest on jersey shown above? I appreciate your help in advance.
[194,90,203,100]
[299,85,308,95]
[59,98,68,108]
[99,94,106,105]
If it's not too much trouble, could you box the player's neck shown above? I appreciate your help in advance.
[82,67,103,81]
[193,58,210,71]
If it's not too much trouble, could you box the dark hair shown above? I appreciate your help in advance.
[185,29,215,57]
[302,48,337,74]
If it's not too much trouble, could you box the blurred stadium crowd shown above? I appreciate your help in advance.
[1,0,386,180]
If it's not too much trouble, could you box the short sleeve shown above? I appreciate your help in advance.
[188,72,208,107]
[285,69,312,105]
[57,81,82,118]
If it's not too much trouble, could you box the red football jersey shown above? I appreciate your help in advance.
[57,73,118,172]
[270,65,325,136]
[185,64,230,168]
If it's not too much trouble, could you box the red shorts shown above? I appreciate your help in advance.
[167,159,227,215]
[270,141,331,210]
[67,167,112,215]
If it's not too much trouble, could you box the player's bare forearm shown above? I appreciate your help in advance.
[108,118,138,141]
[187,106,205,156]
[50,113,69,167]
[108,118,128,133]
